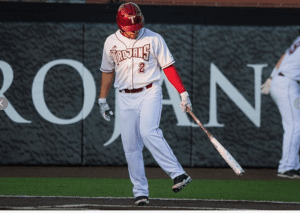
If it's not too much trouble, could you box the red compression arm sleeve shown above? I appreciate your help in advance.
[163,64,186,94]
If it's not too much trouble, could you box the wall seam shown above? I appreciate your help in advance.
[82,24,86,166]
[190,24,194,168]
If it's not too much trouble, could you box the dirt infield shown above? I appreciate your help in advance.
[0,166,300,210]
[0,166,287,180]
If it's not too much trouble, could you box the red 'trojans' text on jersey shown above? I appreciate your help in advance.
[110,44,151,65]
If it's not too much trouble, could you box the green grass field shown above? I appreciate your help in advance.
[1,177,300,202]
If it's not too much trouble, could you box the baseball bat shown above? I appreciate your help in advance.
[187,108,245,176]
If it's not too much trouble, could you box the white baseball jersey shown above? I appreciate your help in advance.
[100,28,175,90]
[278,36,300,80]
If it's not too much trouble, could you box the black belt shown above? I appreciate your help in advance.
[278,72,284,76]
[119,83,153,94]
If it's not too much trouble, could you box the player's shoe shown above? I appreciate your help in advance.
[295,169,300,178]
[172,174,192,193]
[134,196,149,206]
[277,170,299,179]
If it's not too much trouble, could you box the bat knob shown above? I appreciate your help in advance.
[237,171,245,176]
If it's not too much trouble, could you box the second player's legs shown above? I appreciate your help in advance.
[271,76,300,172]
[139,84,185,179]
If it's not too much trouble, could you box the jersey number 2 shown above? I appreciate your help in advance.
[139,62,145,73]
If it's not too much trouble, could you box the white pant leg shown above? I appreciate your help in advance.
[271,76,300,172]
[139,83,185,179]
[119,94,148,198]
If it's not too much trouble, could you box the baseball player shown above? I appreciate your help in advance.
[98,2,192,206]
[261,32,300,179]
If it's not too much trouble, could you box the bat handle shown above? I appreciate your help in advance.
[187,108,212,138]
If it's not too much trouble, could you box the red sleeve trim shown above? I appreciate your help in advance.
[163,64,186,94]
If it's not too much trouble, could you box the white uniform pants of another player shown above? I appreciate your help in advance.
[118,81,186,197]
[270,75,300,173]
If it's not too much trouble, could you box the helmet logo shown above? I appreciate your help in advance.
[128,16,135,24]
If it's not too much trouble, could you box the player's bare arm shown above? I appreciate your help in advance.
[98,71,114,121]
[261,53,286,95]
[99,71,115,99]
[275,53,286,70]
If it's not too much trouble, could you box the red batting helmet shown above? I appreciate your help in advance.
[116,2,145,32]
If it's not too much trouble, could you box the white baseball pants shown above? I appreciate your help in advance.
[270,75,300,173]
[118,81,185,197]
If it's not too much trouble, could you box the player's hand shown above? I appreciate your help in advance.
[261,77,272,95]
[98,98,113,121]
[180,91,192,113]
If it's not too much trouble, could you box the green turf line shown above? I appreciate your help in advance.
[0,177,299,203]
